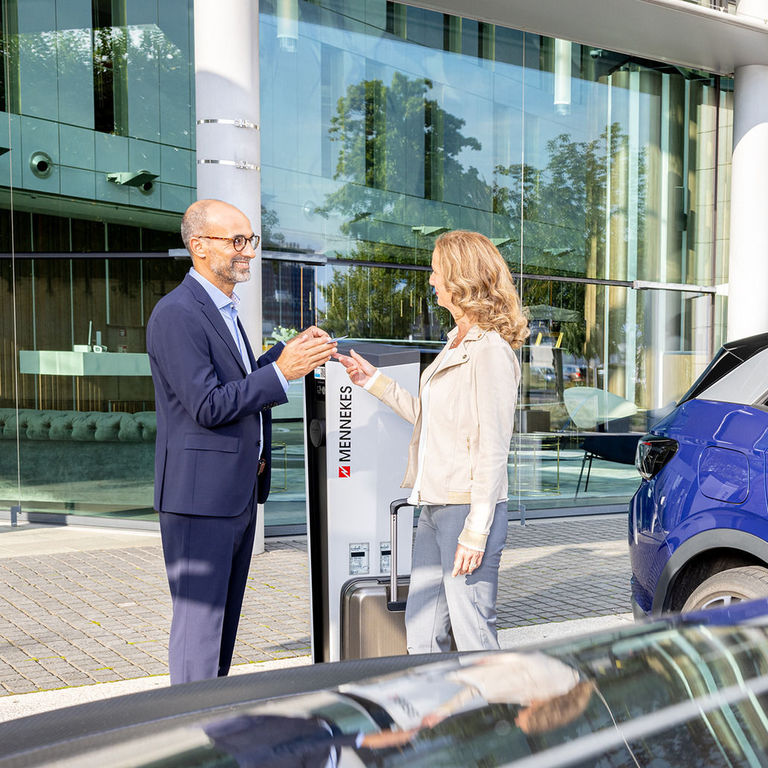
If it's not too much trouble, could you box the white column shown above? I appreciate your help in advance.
[736,0,768,20]
[625,70,640,403]
[194,0,266,553]
[727,1,768,341]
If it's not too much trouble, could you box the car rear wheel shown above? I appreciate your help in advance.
[682,565,768,612]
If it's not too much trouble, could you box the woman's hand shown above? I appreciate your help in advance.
[334,348,377,387]
[420,711,447,729]
[360,728,417,749]
[452,544,484,577]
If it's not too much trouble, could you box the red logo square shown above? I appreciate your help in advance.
[338,466,350,478]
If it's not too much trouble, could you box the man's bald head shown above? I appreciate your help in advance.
[181,199,241,251]
[181,200,256,295]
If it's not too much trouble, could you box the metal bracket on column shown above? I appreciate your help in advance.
[197,159,260,171]
[196,118,259,130]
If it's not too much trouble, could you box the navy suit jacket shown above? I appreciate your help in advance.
[146,274,287,516]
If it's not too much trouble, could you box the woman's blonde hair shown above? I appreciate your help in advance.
[433,230,529,348]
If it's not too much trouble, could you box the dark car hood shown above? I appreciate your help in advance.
[5,602,768,767]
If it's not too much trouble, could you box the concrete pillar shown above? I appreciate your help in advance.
[727,1,768,340]
[194,0,266,552]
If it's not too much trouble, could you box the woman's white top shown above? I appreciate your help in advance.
[406,346,457,506]
[365,346,459,507]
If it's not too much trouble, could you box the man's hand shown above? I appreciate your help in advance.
[452,543,484,577]
[276,328,336,380]
[302,325,332,340]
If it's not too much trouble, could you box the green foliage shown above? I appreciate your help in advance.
[316,72,490,340]
[493,124,645,361]
[317,72,485,249]
[318,251,447,341]
[269,325,299,343]
[316,70,645,362]
[261,205,285,248]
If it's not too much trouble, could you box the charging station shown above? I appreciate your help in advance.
[304,343,421,663]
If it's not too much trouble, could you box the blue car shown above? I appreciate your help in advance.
[631,332,768,618]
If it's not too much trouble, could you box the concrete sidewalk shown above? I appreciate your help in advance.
[0,514,633,722]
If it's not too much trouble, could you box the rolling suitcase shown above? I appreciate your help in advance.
[340,498,411,659]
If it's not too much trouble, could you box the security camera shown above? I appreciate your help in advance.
[106,170,158,192]
[30,151,53,178]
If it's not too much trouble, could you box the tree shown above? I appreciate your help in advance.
[317,72,487,260]
[319,252,444,341]
[316,72,491,337]
[493,124,646,376]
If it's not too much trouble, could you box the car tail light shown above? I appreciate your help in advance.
[635,435,678,480]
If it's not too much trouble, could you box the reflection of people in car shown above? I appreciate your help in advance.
[418,652,594,735]
[336,231,529,653]
[204,713,414,768]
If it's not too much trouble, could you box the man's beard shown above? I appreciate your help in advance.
[213,259,251,283]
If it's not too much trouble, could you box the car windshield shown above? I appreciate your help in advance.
[37,617,768,768]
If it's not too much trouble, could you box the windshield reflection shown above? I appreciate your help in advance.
[78,621,768,768]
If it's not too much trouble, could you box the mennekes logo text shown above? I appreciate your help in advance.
[338,385,352,476]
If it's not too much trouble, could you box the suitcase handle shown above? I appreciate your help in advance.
[387,498,411,612]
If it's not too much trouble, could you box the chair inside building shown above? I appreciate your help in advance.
[563,387,642,497]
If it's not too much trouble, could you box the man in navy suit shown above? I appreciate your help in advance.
[147,199,335,684]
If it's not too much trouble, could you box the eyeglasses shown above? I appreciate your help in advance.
[198,234,260,252]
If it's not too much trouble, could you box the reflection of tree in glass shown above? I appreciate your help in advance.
[2,24,187,135]
[494,125,646,373]
[494,125,643,279]
[318,72,483,230]
[261,204,286,248]
[316,68,647,363]
[316,72,494,340]
[318,262,446,341]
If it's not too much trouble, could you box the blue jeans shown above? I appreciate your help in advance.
[405,501,508,653]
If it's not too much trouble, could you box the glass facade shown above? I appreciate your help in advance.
[0,0,733,529]
[258,0,732,522]
[0,0,195,523]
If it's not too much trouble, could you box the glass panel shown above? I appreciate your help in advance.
[636,288,714,410]
[262,259,316,528]
[262,261,446,526]
[259,0,524,263]
[1,256,185,521]
[258,0,732,527]
[314,263,442,341]
[0,255,20,517]
[262,260,318,340]
[519,47,731,288]
[511,282,712,512]
[0,2,192,525]
[0,0,734,529]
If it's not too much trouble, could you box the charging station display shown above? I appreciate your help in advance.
[304,344,420,662]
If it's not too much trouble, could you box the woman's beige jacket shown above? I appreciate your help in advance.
[367,325,520,552]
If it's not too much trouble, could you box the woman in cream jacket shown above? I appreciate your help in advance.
[336,230,529,652]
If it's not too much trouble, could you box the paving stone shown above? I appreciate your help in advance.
[0,518,631,695]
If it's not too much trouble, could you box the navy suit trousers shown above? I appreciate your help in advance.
[159,491,258,684]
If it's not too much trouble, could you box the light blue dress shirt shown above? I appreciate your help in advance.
[189,268,289,457]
